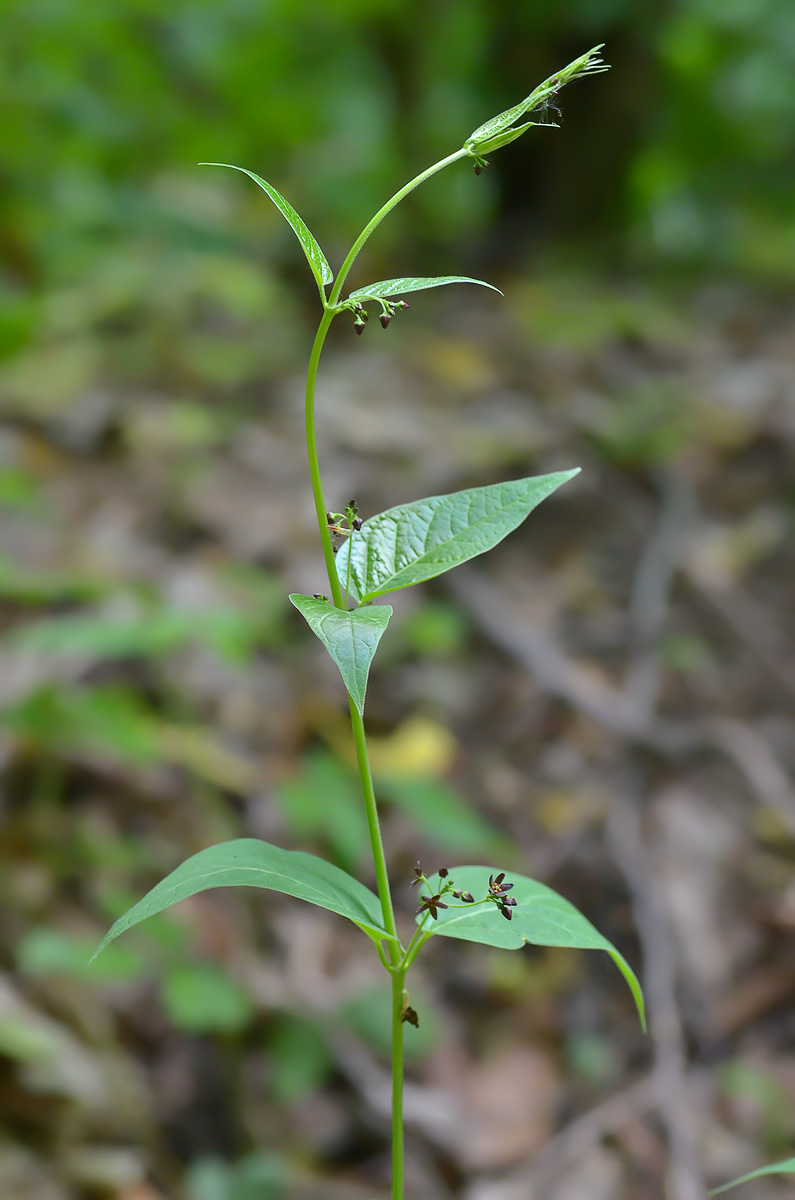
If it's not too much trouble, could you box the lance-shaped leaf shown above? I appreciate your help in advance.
[710,1157,795,1195]
[92,839,391,960]
[201,163,333,290]
[290,594,392,715]
[347,276,501,304]
[335,470,579,604]
[416,866,645,1029]
[465,44,608,150]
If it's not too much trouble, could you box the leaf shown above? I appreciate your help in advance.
[92,839,392,960]
[416,866,646,1029]
[710,1157,795,1194]
[289,594,392,715]
[347,275,501,303]
[200,163,333,289]
[335,470,579,604]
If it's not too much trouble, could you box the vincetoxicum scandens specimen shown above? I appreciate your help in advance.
[93,46,647,1200]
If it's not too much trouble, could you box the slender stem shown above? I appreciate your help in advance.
[305,309,344,607]
[327,146,469,306]
[305,312,400,953]
[400,910,431,971]
[391,967,406,1200]
[303,144,470,1200]
[349,697,400,952]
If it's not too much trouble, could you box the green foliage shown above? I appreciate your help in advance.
[417,867,646,1028]
[267,1015,333,1104]
[710,1157,795,1194]
[161,965,254,1035]
[92,840,393,959]
[289,593,392,715]
[185,1152,287,1200]
[378,775,509,856]
[200,164,333,292]
[18,927,146,983]
[336,470,579,603]
[273,751,369,872]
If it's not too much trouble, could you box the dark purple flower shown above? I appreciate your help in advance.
[417,893,449,921]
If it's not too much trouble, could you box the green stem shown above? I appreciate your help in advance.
[349,697,400,951]
[327,146,469,306]
[391,967,406,1200]
[304,309,343,607]
[304,144,470,1200]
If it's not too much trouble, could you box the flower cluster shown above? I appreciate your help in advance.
[347,297,410,335]
[487,872,517,921]
[325,499,363,553]
[411,863,517,922]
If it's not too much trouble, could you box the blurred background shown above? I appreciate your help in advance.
[1,2,794,1198]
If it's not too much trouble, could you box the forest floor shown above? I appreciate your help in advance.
[1,269,794,1200]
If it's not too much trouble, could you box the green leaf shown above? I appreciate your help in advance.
[335,470,579,604]
[289,594,392,715]
[161,965,254,1034]
[92,839,391,960]
[416,866,645,1030]
[347,275,501,303]
[200,163,333,289]
[710,1157,795,1194]
[466,45,608,149]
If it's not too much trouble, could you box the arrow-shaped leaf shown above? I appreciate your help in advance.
[290,594,392,715]
[710,1157,795,1195]
[347,276,501,304]
[417,866,645,1029]
[201,163,333,290]
[92,839,391,960]
[335,470,579,604]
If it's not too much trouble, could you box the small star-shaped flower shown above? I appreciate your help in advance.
[416,893,449,921]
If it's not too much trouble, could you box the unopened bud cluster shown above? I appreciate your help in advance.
[342,298,410,335]
[411,862,518,922]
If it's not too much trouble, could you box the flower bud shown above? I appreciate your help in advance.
[354,319,366,335]
[380,313,392,329]
[352,517,363,531]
